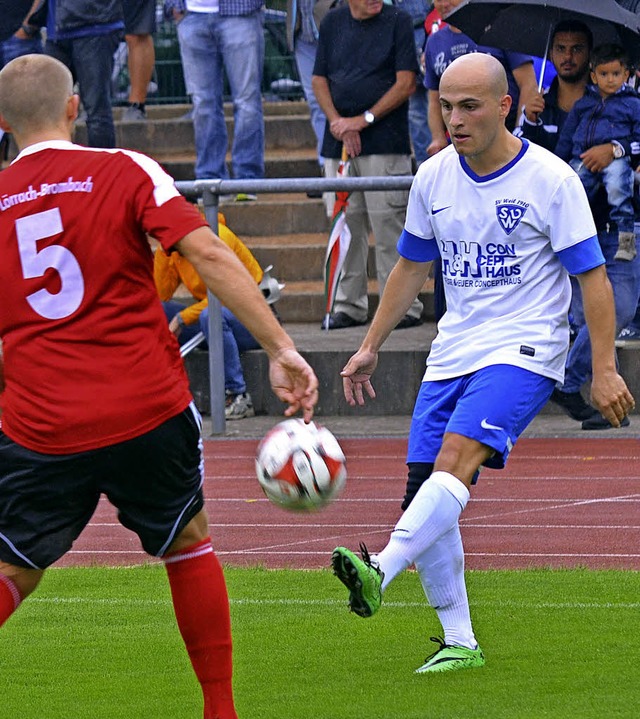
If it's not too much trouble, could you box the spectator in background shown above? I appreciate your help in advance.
[424,0,537,156]
[0,1,43,69]
[155,213,283,420]
[175,0,265,198]
[39,0,123,148]
[312,0,424,330]
[286,0,328,179]
[555,44,640,263]
[122,0,157,121]
[617,297,640,342]
[396,0,432,167]
[518,21,640,429]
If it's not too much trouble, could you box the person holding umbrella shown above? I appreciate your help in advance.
[330,52,634,674]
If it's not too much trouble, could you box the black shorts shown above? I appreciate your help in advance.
[123,0,157,35]
[0,404,204,569]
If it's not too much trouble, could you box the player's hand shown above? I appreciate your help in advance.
[168,315,183,337]
[341,348,378,406]
[524,92,545,123]
[580,145,614,173]
[269,348,319,422]
[590,370,635,427]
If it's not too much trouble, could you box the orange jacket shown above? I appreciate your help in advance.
[154,213,263,326]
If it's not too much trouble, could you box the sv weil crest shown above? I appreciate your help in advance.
[496,203,528,236]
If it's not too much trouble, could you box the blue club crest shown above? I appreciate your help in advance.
[496,203,527,235]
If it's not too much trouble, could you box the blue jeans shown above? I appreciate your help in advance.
[572,157,635,234]
[199,307,259,394]
[46,32,120,148]
[0,34,43,68]
[177,11,265,180]
[295,37,326,167]
[163,301,203,346]
[561,226,640,393]
[408,82,431,167]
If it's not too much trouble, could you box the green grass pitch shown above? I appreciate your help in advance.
[1,565,639,718]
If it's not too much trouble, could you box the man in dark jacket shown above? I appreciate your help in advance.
[518,22,640,430]
[37,0,124,147]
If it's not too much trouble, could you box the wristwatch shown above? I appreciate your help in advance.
[363,110,375,125]
[612,141,624,159]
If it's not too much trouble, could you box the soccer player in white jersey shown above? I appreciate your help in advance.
[0,54,318,718]
[331,53,635,674]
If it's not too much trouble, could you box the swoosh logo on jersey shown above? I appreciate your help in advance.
[480,418,504,431]
[431,205,452,215]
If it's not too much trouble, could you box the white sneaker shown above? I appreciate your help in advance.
[121,104,146,122]
[225,392,255,420]
[614,232,637,262]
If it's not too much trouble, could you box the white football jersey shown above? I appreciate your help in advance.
[401,140,601,382]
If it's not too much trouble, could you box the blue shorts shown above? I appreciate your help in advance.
[0,404,204,569]
[408,364,554,471]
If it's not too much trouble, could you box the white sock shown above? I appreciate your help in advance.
[376,471,469,592]
[414,524,477,649]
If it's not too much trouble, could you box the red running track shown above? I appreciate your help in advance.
[56,437,640,571]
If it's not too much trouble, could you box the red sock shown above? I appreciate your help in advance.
[164,538,237,719]
[0,574,22,628]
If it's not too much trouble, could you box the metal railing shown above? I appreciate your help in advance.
[174,174,415,435]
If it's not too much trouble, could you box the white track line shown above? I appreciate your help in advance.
[27,596,640,610]
[83,521,640,530]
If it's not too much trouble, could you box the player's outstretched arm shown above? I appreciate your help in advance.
[341,257,430,407]
[578,265,636,425]
[176,227,319,420]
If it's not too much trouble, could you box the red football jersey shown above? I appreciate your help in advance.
[0,141,208,454]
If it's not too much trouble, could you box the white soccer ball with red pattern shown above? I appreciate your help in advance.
[255,419,347,511]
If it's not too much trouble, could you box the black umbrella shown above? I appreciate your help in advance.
[446,0,640,73]
[0,0,36,43]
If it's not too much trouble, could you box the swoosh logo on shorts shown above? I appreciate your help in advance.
[431,205,452,214]
[481,418,504,431]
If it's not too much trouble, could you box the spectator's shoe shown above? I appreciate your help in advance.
[394,314,423,330]
[331,544,383,618]
[121,104,146,122]
[550,389,598,421]
[581,413,630,431]
[614,232,637,262]
[616,326,640,347]
[321,312,367,330]
[235,193,257,202]
[225,392,255,420]
[415,637,485,674]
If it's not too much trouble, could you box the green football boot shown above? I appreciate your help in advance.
[415,637,485,674]
[331,543,383,618]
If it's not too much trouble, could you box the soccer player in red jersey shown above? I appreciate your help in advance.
[0,54,319,719]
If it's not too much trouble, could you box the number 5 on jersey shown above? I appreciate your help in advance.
[16,208,85,320]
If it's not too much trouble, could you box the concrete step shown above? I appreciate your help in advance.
[74,107,317,155]
[275,278,435,323]
[112,100,311,120]
[214,192,329,236]
[183,325,640,420]
[155,149,321,182]
[243,233,329,281]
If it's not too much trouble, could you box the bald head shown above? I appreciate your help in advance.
[0,54,74,137]
[441,53,509,100]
